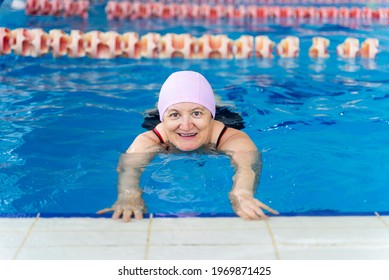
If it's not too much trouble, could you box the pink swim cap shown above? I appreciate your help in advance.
[158,71,216,121]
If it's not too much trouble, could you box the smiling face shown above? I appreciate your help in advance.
[162,102,214,151]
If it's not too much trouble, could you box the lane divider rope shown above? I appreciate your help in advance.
[23,0,389,21]
[105,2,389,21]
[0,27,379,59]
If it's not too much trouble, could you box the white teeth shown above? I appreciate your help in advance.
[179,133,196,137]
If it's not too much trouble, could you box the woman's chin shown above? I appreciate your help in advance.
[178,146,198,152]
[175,143,201,152]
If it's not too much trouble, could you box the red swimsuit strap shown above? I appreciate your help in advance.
[152,128,165,144]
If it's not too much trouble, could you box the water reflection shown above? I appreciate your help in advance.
[309,58,328,73]
[338,58,361,72]
[360,58,378,70]
[278,58,299,69]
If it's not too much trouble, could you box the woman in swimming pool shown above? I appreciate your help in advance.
[97,71,278,222]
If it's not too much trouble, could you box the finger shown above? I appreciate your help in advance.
[134,209,143,220]
[122,210,133,222]
[256,201,280,215]
[96,208,114,215]
[234,201,258,220]
[254,207,268,219]
[240,201,264,220]
[235,209,252,220]
[112,209,123,220]
[239,206,260,220]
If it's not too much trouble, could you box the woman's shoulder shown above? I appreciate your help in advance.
[216,124,257,152]
[126,129,165,153]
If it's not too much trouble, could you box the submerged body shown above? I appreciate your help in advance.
[98,71,278,221]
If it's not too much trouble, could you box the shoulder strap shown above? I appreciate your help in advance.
[216,125,228,149]
[152,128,165,144]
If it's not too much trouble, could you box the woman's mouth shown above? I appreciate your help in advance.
[178,133,197,137]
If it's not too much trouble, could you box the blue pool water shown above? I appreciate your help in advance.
[1,0,389,217]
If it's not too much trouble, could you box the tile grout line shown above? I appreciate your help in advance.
[264,219,281,260]
[12,213,40,260]
[375,212,389,228]
[144,213,154,260]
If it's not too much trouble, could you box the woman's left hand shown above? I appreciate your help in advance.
[229,192,279,220]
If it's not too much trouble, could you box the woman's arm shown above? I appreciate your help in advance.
[219,129,279,219]
[97,131,162,222]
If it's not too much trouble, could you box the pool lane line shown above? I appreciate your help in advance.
[13,213,40,260]
[144,213,153,260]
[375,212,389,229]
[264,219,281,260]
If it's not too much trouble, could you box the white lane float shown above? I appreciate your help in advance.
[255,36,275,58]
[337,37,360,58]
[277,36,299,58]
[309,37,330,58]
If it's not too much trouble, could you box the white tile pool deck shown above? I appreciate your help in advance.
[1,214,388,260]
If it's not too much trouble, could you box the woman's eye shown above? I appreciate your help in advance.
[192,111,203,118]
[169,113,179,119]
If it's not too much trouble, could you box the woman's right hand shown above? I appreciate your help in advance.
[96,194,146,222]
[229,191,279,220]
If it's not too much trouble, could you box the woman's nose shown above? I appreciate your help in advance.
[179,115,193,130]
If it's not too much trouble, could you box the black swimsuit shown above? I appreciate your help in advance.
[215,125,228,149]
[152,125,228,150]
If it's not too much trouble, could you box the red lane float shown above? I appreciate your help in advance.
[49,29,69,57]
[250,0,389,3]
[83,31,122,59]
[25,0,89,19]
[67,30,86,58]
[0,28,380,60]
[234,35,254,59]
[11,28,49,57]
[23,0,389,22]
[160,33,196,59]
[140,32,161,58]
[103,1,389,21]
[121,32,141,59]
[0,28,13,55]
[197,34,234,59]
